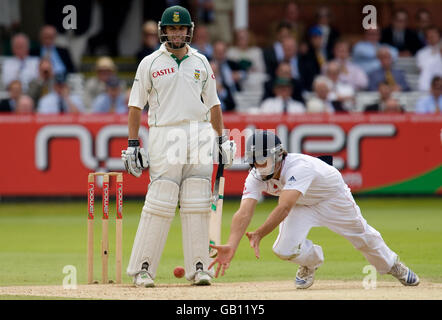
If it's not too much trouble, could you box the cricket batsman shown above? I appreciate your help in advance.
[209,130,419,289]
[121,5,236,287]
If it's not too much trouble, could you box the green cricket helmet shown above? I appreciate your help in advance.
[158,5,194,49]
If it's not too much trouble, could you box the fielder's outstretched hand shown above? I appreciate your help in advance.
[208,244,235,278]
[246,231,262,259]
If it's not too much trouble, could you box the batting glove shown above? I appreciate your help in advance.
[121,140,149,178]
[218,135,237,169]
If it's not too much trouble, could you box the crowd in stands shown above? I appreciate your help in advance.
[0,2,441,115]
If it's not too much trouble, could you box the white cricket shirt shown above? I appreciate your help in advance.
[129,43,221,127]
[242,153,348,205]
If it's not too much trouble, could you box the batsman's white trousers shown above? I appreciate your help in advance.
[127,121,215,278]
[272,187,397,274]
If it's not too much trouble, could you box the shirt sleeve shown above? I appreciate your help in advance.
[201,57,221,109]
[282,162,315,195]
[241,171,266,200]
[128,58,151,109]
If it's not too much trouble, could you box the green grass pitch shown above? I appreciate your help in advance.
[0,197,441,286]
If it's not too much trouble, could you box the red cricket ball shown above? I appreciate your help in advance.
[173,266,185,278]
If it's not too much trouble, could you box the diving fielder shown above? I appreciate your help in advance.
[209,130,419,289]
[121,5,236,287]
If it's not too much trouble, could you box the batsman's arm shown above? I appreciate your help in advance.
[210,104,223,136]
[128,106,142,140]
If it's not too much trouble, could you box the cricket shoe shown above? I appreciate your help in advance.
[133,271,155,288]
[193,271,211,286]
[388,258,420,286]
[295,266,316,289]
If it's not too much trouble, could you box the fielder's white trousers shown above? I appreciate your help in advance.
[272,187,397,274]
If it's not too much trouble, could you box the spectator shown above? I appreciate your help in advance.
[92,77,128,114]
[352,27,399,75]
[37,73,85,114]
[324,61,355,111]
[0,0,21,54]
[209,60,232,112]
[262,61,304,104]
[415,9,432,47]
[381,9,422,56]
[380,98,405,113]
[211,40,244,111]
[301,26,326,90]
[281,37,302,82]
[364,81,396,112]
[227,28,266,74]
[367,47,410,92]
[306,76,345,113]
[314,6,340,60]
[43,0,93,69]
[260,77,305,114]
[87,1,133,56]
[195,0,215,24]
[0,80,22,112]
[136,21,160,64]
[263,21,292,78]
[15,95,35,114]
[84,57,124,111]
[280,1,305,44]
[415,76,442,113]
[1,33,39,91]
[332,40,368,90]
[416,26,442,92]
[31,25,76,75]
[192,25,213,60]
[27,58,54,104]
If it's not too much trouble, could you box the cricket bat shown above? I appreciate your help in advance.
[209,154,225,258]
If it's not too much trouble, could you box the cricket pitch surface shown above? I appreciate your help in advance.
[1,280,441,300]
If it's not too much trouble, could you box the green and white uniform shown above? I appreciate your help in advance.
[127,43,220,281]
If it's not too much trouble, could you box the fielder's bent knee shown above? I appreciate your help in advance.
[143,179,179,218]
[272,244,301,261]
[179,177,211,214]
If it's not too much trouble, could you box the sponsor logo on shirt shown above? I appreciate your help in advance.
[288,176,296,182]
[152,67,176,78]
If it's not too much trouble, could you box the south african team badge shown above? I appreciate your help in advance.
[194,69,201,80]
[173,11,180,22]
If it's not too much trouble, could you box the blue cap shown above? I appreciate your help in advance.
[309,26,323,37]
